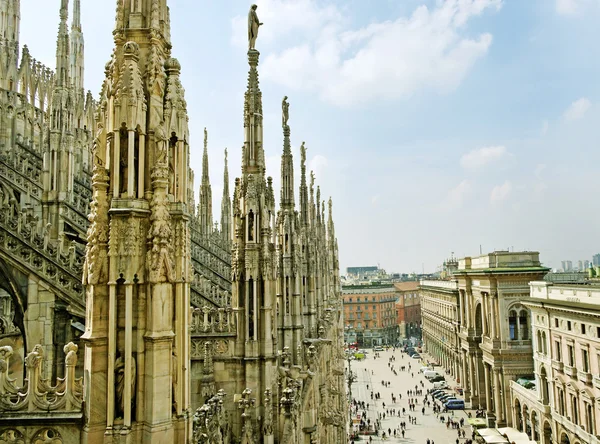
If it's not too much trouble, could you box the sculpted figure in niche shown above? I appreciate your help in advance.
[119,125,128,194]
[247,210,254,241]
[282,96,289,127]
[248,4,262,50]
[92,122,105,167]
[155,121,168,164]
[115,351,136,419]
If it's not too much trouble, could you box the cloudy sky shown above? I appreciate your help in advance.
[21,0,600,274]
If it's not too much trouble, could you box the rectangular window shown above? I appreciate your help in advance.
[373,305,376,310]
[555,341,562,361]
[568,345,574,366]
[582,324,586,335]
[582,349,589,373]
[555,318,559,328]
[567,321,572,331]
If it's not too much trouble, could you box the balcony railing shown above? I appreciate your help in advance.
[564,365,578,378]
[578,370,593,385]
[551,360,564,372]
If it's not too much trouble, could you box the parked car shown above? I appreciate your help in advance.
[430,375,445,383]
[423,370,441,379]
[374,346,384,351]
[445,399,465,410]
[431,389,444,396]
[419,366,433,374]
[440,395,457,403]
[411,354,421,360]
[433,381,448,390]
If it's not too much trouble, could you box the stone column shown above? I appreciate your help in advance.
[124,283,133,427]
[484,363,491,412]
[127,129,135,197]
[112,130,120,198]
[137,133,145,198]
[493,368,502,421]
[490,295,497,339]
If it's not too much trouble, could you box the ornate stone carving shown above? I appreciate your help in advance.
[31,429,62,444]
[147,168,174,283]
[0,343,82,412]
[0,429,25,444]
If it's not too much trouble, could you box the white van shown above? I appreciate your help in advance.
[433,381,448,389]
[419,366,433,374]
[423,370,441,379]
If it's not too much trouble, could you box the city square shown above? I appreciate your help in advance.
[347,348,472,444]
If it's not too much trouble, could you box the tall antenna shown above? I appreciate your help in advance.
[480,245,482,255]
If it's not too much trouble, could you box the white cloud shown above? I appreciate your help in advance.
[541,120,549,136]
[242,0,502,107]
[460,146,507,169]
[534,163,546,178]
[309,154,328,182]
[442,179,471,210]
[490,180,512,203]
[556,0,580,14]
[563,97,591,121]
[555,0,598,15]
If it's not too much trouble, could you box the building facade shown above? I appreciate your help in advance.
[453,251,549,427]
[510,281,600,444]
[343,284,399,347]
[420,279,460,375]
[394,281,421,341]
[0,1,346,443]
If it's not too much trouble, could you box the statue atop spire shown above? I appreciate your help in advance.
[248,4,262,50]
[282,96,289,128]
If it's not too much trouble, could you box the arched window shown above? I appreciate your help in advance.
[509,310,517,340]
[541,331,547,354]
[537,331,543,352]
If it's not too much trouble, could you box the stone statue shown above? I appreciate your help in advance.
[282,96,289,127]
[92,122,105,167]
[155,122,168,163]
[115,352,136,418]
[247,4,262,50]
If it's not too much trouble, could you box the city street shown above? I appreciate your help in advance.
[347,348,472,444]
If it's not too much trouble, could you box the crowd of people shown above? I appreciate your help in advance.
[348,346,476,443]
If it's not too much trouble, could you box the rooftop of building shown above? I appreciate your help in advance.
[393,281,420,292]
[454,250,550,274]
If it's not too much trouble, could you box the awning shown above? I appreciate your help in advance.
[497,427,531,443]
[482,436,509,444]
[478,428,503,437]
[468,418,487,428]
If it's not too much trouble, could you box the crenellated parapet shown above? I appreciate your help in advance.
[0,342,82,413]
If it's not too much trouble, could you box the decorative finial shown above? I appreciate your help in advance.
[248,4,263,50]
[204,127,208,150]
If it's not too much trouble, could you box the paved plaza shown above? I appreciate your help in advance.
[347,348,473,444]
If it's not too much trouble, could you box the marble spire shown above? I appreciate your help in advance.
[199,127,213,235]
[220,148,232,243]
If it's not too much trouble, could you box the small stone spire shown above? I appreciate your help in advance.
[70,0,84,94]
[55,0,70,87]
[309,171,315,226]
[299,143,308,226]
[327,197,335,240]
[220,148,231,243]
[0,0,20,51]
[199,127,213,235]
[280,96,294,210]
[242,49,265,178]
